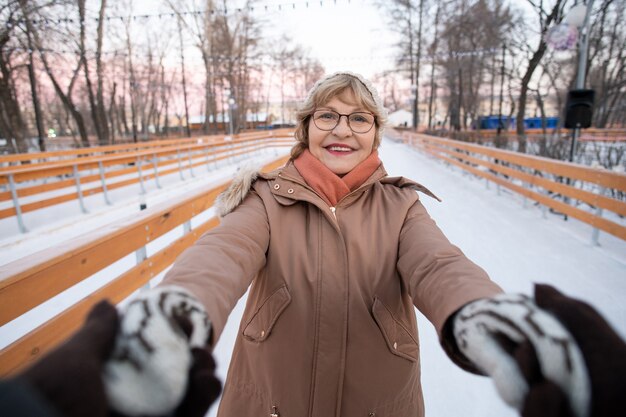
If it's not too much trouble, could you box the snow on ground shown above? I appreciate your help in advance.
[1,137,625,417]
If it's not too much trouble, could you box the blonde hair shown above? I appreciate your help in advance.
[290,73,387,159]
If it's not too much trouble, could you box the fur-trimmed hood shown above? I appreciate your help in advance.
[215,163,268,218]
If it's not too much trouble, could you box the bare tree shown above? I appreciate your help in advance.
[124,17,138,143]
[515,0,566,153]
[176,16,191,137]
[25,30,45,151]
[586,0,625,127]
[18,0,92,147]
[437,0,515,132]
[382,0,427,129]
[78,0,107,145]
[427,2,441,130]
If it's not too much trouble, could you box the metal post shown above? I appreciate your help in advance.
[8,173,28,233]
[152,153,161,189]
[204,146,211,171]
[136,156,146,194]
[136,224,149,290]
[188,147,195,177]
[177,148,185,180]
[522,169,528,209]
[73,164,88,214]
[98,161,112,205]
[591,186,604,246]
[135,242,148,264]
[213,145,219,168]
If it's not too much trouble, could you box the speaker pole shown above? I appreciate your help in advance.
[568,0,595,162]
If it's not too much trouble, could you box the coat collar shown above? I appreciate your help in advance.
[216,159,441,218]
[264,161,441,207]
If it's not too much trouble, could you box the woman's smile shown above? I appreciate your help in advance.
[325,143,356,155]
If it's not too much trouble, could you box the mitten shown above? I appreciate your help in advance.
[527,284,626,417]
[103,285,220,417]
[13,300,119,417]
[450,293,590,417]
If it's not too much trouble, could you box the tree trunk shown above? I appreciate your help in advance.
[125,24,138,143]
[0,49,29,153]
[25,30,46,153]
[415,0,424,130]
[95,0,110,144]
[178,18,191,138]
[428,5,440,130]
[109,81,117,143]
[79,0,103,146]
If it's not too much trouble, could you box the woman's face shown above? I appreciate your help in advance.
[308,89,377,175]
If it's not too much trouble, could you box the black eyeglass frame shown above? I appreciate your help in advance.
[311,109,376,134]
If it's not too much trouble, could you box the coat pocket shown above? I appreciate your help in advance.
[372,297,419,362]
[243,286,292,342]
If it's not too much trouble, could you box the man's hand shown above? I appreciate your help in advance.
[103,285,220,417]
[525,284,626,417]
[449,284,626,417]
[451,292,590,417]
[14,301,120,417]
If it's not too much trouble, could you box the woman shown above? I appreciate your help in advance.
[101,72,594,417]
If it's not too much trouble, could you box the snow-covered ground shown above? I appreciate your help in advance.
[1,137,625,417]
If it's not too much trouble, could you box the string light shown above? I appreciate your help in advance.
[9,0,362,26]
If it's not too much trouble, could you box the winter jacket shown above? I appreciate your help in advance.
[162,161,503,417]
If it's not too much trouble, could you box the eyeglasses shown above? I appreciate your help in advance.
[312,109,376,134]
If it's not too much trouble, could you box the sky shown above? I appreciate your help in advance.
[133,0,400,78]
[1,135,624,416]
[258,0,399,77]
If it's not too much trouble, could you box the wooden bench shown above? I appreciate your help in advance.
[0,155,290,376]
[403,132,626,242]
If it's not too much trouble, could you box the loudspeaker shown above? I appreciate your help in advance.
[564,89,595,128]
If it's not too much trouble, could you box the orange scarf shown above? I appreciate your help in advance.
[293,149,381,206]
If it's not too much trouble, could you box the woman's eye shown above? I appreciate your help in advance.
[318,112,337,120]
[351,114,371,123]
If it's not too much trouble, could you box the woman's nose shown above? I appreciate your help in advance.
[332,115,352,136]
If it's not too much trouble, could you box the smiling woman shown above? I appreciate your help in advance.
[307,89,378,174]
[152,71,507,417]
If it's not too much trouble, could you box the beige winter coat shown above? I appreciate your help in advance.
[162,161,502,417]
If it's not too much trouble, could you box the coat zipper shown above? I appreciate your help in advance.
[278,172,376,224]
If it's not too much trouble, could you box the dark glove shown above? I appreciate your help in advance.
[13,300,119,417]
[521,284,626,417]
[450,292,590,417]
[173,347,222,417]
[104,285,221,416]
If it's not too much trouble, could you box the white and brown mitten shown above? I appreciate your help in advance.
[450,293,591,417]
[103,285,220,417]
